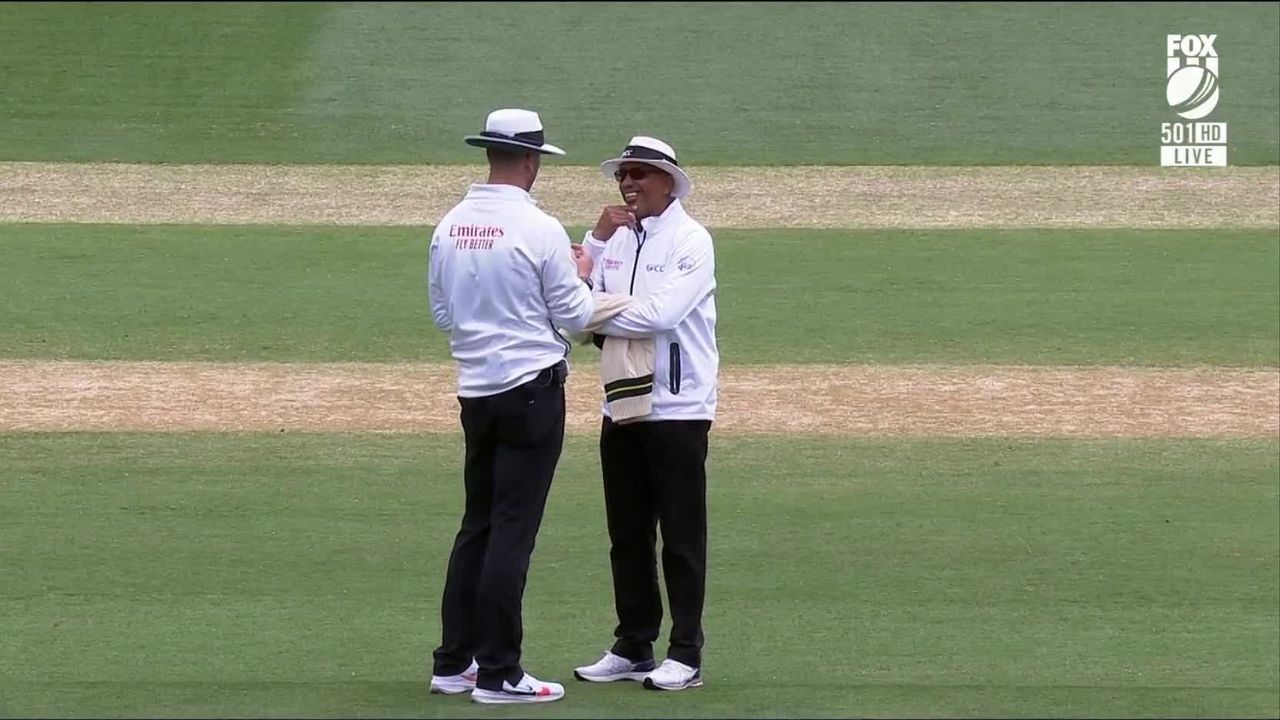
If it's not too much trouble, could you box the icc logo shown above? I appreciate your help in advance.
[1166,34,1219,120]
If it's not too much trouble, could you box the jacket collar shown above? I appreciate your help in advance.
[466,183,538,205]
[637,198,686,234]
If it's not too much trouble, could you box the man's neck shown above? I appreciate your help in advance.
[486,172,530,192]
[639,197,675,221]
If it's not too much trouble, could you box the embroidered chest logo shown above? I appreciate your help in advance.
[677,256,694,271]
[604,258,625,271]
[646,263,666,272]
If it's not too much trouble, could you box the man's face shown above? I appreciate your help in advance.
[615,162,673,219]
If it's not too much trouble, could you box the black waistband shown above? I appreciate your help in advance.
[531,360,568,387]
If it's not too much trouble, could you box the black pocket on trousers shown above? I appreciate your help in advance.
[669,342,681,395]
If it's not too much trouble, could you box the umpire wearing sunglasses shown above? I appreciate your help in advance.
[573,136,720,692]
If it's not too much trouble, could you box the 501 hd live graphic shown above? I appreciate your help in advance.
[1161,33,1227,167]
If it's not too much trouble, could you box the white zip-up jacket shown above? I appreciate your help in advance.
[584,198,719,421]
[429,183,594,398]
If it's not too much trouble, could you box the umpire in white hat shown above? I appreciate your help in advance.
[572,136,719,692]
[426,108,594,705]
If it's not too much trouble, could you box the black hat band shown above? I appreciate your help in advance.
[619,145,678,166]
[480,129,545,147]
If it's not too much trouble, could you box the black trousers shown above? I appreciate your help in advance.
[432,361,567,690]
[600,417,711,668]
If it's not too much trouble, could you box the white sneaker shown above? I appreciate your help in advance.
[643,658,703,691]
[573,651,657,682]
[429,659,478,695]
[470,672,565,705]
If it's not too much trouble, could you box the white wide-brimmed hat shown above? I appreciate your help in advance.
[464,108,565,155]
[599,136,692,198]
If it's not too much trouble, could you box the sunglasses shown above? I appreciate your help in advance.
[614,166,656,182]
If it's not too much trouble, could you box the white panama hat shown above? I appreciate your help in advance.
[464,108,566,155]
[599,136,692,198]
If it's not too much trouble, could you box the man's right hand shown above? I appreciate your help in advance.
[573,246,593,280]
[591,205,637,242]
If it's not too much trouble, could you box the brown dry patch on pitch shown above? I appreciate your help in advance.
[1,361,1275,438]
[1,162,1275,229]
[726,365,1278,437]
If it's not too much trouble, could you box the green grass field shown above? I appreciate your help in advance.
[0,2,1277,164]
[1,225,1276,365]
[3,433,1277,718]
[1,2,1277,718]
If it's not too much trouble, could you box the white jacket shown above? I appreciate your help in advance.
[429,183,594,398]
[584,199,719,421]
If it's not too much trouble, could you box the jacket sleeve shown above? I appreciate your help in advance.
[427,232,452,332]
[599,228,715,338]
[541,223,596,334]
[582,228,610,261]
[586,235,605,292]
[582,227,625,292]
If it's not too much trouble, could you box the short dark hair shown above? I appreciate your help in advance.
[486,147,531,166]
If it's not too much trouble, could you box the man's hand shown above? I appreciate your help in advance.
[591,205,637,242]
[573,244,593,280]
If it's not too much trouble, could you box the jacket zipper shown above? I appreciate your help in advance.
[628,227,646,293]
[548,319,571,356]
